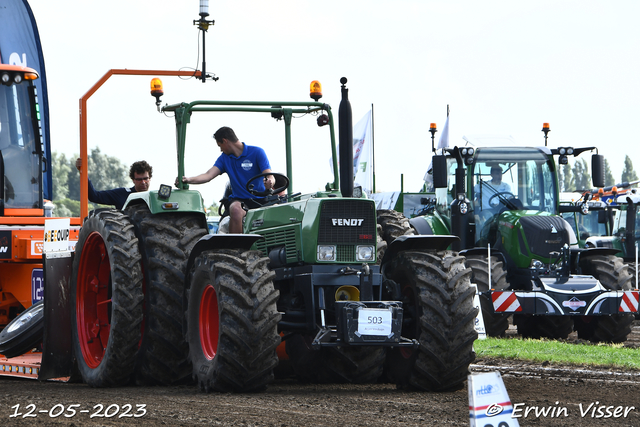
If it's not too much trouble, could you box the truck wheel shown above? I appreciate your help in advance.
[286,333,385,384]
[0,300,44,358]
[513,315,573,339]
[383,250,477,391]
[71,210,144,387]
[578,255,634,343]
[186,249,281,392]
[125,204,208,385]
[376,209,415,245]
[464,255,511,337]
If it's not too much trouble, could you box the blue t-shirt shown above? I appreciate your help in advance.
[214,143,271,199]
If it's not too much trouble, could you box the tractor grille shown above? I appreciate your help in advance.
[254,226,299,263]
[519,216,571,259]
[337,245,356,263]
[318,200,376,245]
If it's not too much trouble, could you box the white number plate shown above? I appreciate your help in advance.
[357,308,392,336]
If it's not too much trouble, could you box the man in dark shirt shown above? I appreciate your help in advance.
[76,158,153,210]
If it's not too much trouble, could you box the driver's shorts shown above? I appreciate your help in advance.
[229,197,267,210]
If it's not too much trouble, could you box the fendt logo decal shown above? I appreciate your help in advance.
[332,219,364,226]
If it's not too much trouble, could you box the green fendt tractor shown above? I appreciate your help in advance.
[406,140,638,343]
[177,78,478,392]
[55,77,478,392]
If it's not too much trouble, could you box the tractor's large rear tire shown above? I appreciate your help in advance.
[186,249,281,392]
[0,300,44,358]
[286,334,385,384]
[71,210,144,387]
[383,250,477,391]
[576,255,635,343]
[125,204,208,385]
[376,209,415,245]
[464,255,511,337]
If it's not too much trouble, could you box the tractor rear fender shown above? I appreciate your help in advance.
[123,189,207,217]
[380,235,459,266]
[39,254,75,380]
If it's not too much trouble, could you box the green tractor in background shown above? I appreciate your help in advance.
[64,78,478,393]
[377,135,638,343]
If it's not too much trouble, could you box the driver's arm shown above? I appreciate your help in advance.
[182,166,221,185]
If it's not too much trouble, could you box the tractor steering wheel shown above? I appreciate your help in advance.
[488,191,515,208]
[245,172,289,197]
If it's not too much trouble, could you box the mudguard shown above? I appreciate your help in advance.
[380,234,459,266]
[39,254,74,380]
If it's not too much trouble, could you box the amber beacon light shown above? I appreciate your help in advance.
[150,78,164,110]
[310,80,322,101]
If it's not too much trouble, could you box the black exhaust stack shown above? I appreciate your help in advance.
[338,77,353,198]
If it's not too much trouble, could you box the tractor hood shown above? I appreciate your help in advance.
[495,210,578,267]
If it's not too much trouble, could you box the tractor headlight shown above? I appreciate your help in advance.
[531,259,544,269]
[317,245,336,261]
[580,203,589,215]
[356,245,374,261]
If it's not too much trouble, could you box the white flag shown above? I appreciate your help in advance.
[353,110,373,195]
[424,114,450,188]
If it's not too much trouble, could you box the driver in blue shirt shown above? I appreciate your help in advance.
[181,126,274,233]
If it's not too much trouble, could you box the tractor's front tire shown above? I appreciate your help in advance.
[383,250,477,391]
[186,249,281,392]
[576,255,634,343]
[464,255,511,337]
[125,204,207,385]
[71,210,144,387]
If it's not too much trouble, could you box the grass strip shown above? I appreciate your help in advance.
[474,337,640,370]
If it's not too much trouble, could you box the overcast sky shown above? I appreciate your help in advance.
[27,0,640,207]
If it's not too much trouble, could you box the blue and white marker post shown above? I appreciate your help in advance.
[468,371,519,427]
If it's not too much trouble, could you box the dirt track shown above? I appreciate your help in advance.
[0,322,639,426]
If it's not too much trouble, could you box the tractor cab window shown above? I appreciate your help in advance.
[471,147,557,242]
[613,204,640,243]
[0,82,41,209]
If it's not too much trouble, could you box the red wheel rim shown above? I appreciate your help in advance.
[199,284,219,360]
[76,231,112,369]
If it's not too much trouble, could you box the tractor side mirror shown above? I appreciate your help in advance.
[432,155,448,189]
[591,154,605,188]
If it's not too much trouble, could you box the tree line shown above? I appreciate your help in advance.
[51,148,130,217]
[559,154,639,193]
